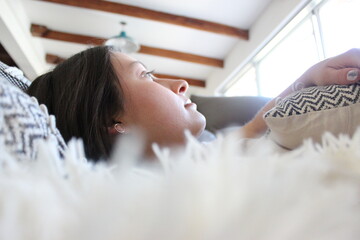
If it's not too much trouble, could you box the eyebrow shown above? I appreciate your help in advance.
[129,61,147,70]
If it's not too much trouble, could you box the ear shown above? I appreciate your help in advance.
[108,122,126,135]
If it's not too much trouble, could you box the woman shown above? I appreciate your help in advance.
[27,46,360,160]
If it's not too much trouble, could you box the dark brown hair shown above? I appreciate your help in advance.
[27,46,124,161]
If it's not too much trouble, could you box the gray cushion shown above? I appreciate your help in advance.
[191,95,270,133]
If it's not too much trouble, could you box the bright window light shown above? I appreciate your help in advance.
[257,17,319,97]
[319,0,360,57]
[221,0,359,98]
[223,65,257,97]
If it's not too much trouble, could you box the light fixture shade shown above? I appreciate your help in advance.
[105,30,140,54]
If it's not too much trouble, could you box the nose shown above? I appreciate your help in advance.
[156,78,189,95]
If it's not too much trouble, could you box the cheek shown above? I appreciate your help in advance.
[128,85,181,124]
[124,83,204,146]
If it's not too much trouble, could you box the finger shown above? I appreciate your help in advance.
[329,48,360,69]
[346,69,360,81]
[334,68,360,85]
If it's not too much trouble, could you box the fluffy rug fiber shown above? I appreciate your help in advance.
[1,130,360,240]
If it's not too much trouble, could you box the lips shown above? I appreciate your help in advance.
[184,98,196,108]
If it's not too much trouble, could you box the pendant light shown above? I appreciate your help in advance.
[104,21,140,54]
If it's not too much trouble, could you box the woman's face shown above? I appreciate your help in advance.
[111,52,206,148]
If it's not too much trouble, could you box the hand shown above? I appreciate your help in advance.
[240,49,360,139]
[299,48,360,86]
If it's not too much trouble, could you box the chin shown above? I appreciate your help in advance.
[190,113,206,138]
[148,113,206,148]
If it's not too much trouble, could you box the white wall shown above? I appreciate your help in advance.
[0,0,48,79]
[191,0,309,96]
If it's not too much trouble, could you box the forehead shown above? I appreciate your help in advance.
[111,52,145,72]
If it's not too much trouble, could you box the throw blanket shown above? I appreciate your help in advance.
[0,131,360,240]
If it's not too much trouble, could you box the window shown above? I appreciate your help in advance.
[319,0,360,58]
[257,17,319,97]
[223,64,258,97]
[222,0,360,98]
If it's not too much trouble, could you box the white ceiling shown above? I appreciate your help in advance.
[2,0,276,93]
[106,0,271,29]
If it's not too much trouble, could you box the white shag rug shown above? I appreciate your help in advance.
[1,130,360,240]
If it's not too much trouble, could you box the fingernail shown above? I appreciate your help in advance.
[347,69,358,81]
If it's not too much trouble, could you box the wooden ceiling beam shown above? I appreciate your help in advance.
[31,24,223,68]
[38,0,249,39]
[153,74,206,88]
[45,54,206,88]
[45,53,65,65]
[139,46,223,67]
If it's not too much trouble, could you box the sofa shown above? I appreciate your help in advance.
[191,94,270,133]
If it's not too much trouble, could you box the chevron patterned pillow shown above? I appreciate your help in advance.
[264,83,360,149]
[0,75,66,161]
[0,62,31,92]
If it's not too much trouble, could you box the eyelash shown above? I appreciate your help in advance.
[142,70,155,79]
